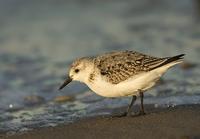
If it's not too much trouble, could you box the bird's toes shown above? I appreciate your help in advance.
[111,112,129,118]
[138,110,146,116]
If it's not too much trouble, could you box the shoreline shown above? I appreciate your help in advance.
[2,104,200,139]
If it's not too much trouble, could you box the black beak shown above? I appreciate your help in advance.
[59,76,72,90]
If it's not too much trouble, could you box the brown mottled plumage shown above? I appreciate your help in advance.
[93,51,182,84]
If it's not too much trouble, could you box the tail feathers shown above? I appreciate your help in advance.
[150,54,185,70]
[164,54,185,64]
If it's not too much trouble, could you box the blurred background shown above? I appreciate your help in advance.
[0,0,200,135]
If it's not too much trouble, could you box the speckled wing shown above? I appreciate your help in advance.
[94,51,168,84]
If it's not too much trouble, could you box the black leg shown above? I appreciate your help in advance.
[113,95,137,117]
[139,90,145,115]
[126,95,137,115]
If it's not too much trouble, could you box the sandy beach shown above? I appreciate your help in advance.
[2,105,200,139]
[0,0,200,139]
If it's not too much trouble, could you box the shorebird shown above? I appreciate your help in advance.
[59,50,184,116]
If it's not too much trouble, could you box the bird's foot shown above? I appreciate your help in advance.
[111,112,131,118]
[138,110,146,116]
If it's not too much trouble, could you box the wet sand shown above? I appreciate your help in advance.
[2,105,200,139]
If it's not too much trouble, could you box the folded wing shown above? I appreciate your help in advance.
[94,51,184,84]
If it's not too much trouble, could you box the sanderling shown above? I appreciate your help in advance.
[59,50,184,116]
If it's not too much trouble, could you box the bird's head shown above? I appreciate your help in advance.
[59,57,93,90]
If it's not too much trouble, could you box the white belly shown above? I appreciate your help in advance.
[86,72,159,97]
[86,62,180,98]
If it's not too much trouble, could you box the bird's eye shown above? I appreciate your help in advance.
[74,69,80,73]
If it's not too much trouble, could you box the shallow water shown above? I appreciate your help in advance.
[0,0,200,135]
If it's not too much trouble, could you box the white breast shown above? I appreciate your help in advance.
[85,61,181,98]
[86,72,158,97]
